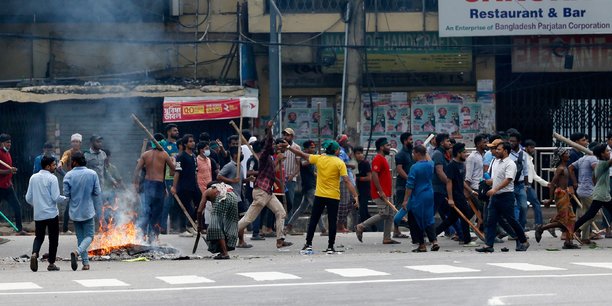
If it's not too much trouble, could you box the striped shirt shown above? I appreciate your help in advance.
[283,142,301,181]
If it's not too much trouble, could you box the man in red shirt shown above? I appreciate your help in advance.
[355,137,398,244]
[0,134,25,234]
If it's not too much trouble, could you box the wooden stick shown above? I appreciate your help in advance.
[382,198,408,222]
[317,102,321,153]
[466,195,484,227]
[451,204,485,241]
[236,113,243,180]
[140,138,148,155]
[0,158,11,170]
[229,121,258,161]
[131,114,164,152]
[553,132,592,155]
[424,133,435,147]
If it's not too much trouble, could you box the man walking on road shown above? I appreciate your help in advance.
[134,141,175,243]
[393,132,413,239]
[63,152,101,271]
[26,156,67,272]
[284,139,358,253]
[477,141,529,253]
[237,121,293,249]
[355,138,398,245]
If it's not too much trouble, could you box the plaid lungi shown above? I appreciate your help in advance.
[205,192,239,253]
[338,180,352,223]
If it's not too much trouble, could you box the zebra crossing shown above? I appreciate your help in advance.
[2,262,612,292]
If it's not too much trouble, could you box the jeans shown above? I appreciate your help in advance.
[287,187,325,231]
[0,187,23,231]
[160,180,173,232]
[485,192,527,247]
[306,196,339,247]
[513,182,528,229]
[74,218,94,265]
[138,180,165,242]
[526,185,543,225]
[33,216,59,264]
[284,180,297,224]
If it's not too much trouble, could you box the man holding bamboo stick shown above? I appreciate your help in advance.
[0,133,25,234]
[237,121,293,249]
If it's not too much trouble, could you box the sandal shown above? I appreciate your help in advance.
[393,233,410,239]
[412,247,427,253]
[236,243,253,248]
[431,244,440,251]
[81,265,90,271]
[213,254,230,260]
[562,243,580,249]
[276,239,293,248]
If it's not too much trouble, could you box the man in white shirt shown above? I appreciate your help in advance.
[477,141,529,253]
[25,156,67,272]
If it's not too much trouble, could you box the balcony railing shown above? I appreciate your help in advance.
[269,0,438,14]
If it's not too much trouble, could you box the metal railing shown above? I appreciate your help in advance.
[268,0,438,14]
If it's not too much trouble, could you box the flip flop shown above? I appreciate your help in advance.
[412,248,427,253]
[213,254,230,260]
[383,240,401,245]
[431,244,440,251]
[236,243,253,248]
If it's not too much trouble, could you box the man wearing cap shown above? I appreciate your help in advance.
[355,138,398,245]
[33,142,58,174]
[84,135,115,229]
[0,133,26,234]
[59,133,82,234]
[59,133,83,172]
[283,138,359,253]
[282,128,300,227]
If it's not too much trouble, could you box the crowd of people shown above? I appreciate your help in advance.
[0,124,611,269]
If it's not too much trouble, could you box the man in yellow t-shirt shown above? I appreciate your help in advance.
[284,140,358,254]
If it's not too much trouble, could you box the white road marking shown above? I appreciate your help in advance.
[73,279,130,288]
[487,293,556,305]
[0,282,41,291]
[1,273,611,296]
[156,275,215,285]
[572,262,612,270]
[405,265,480,274]
[487,263,566,271]
[237,272,301,281]
[325,268,390,278]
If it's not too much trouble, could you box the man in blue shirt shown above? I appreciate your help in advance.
[33,142,58,174]
[63,152,101,271]
[26,156,67,272]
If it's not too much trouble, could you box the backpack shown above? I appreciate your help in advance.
[514,151,524,183]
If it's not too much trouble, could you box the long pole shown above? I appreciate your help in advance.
[451,205,485,241]
[339,22,349,134]
[236,112,243,180]
[317,102,322,152]
[0,210,18,232]
[229,121,258,161]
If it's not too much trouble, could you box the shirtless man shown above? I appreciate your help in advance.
[535,147,579,249]
[134,142,175,243]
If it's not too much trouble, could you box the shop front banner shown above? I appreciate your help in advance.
[163,97,259,123]
[439,0,612,37]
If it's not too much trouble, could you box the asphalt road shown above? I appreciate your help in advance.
[2,230,612,305]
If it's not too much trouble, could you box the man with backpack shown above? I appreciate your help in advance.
[508,131,529,230]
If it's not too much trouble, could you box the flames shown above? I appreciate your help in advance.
[88,201,144,256]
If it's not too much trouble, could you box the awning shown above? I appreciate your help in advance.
[162,96,259,123]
